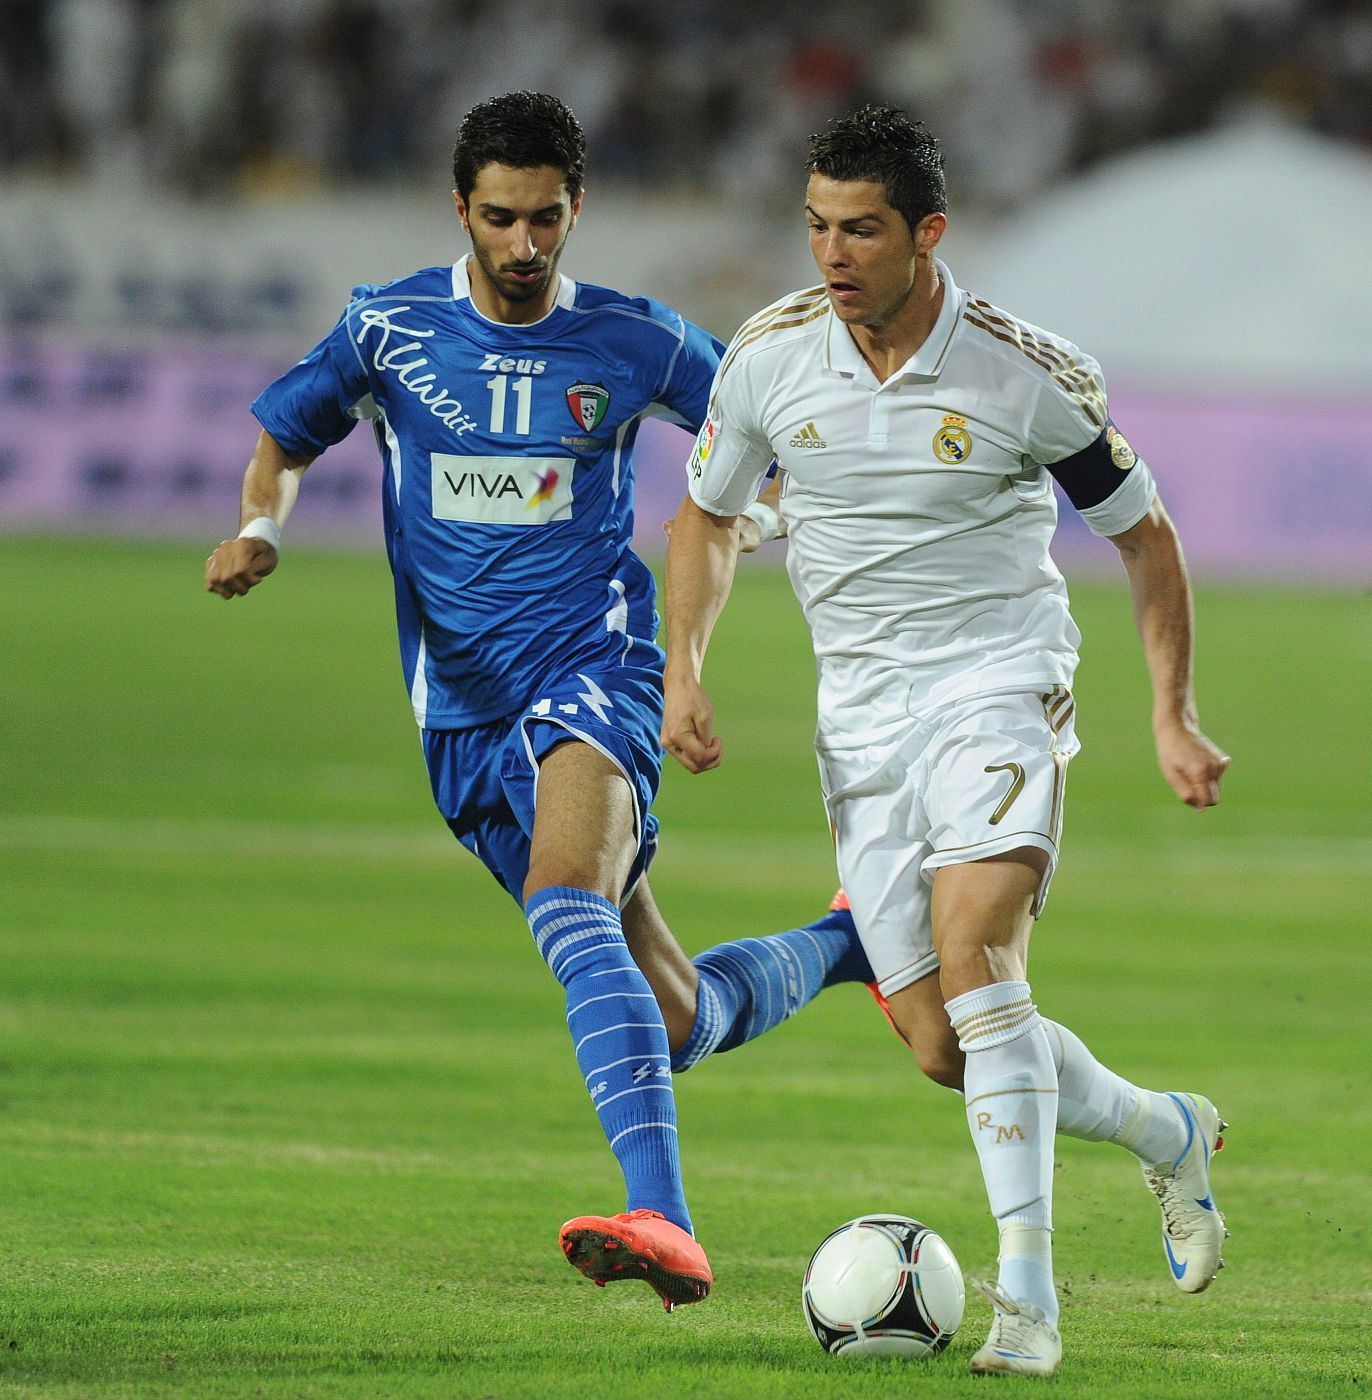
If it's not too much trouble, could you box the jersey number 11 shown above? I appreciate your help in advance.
[486,375,533,435]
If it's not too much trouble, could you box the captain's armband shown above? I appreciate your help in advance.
[1045,420,1157,537]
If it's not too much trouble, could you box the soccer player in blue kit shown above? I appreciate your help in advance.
[205,91,870,1311]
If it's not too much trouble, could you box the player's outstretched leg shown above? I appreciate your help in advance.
[1042,1020,1228,1291]
[526,886,712,1308]
[671,891,873,1071]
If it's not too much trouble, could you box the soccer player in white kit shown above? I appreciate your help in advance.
[662,107,1231,1376]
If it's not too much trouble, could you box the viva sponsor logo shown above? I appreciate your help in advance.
[441,467,524,500]
[356,305,480,436]
[430,452,573,525]
[528,467,560,509]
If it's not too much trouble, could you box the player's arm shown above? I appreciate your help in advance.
[661,495,744,773]
[666,471,787,554]
[1108,495,1230,810]
[205,431,314,598]
[737,471,788,554]
[661,345,774,772]
[651,311,788,557]
[1029,340,1230,812]
[205,297,369,600]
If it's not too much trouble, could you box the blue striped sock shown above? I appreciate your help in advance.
[526,885,692,1234]
[671,905,872,1071]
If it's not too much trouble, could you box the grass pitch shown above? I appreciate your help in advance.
[1,535,1368,1398]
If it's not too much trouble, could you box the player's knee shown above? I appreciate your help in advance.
[912,1038,965,1090]
[522,859,606,905]
[935,903,1033,996]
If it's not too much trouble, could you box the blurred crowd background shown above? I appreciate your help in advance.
[1,0,1368,574]
[3,0,1369,210]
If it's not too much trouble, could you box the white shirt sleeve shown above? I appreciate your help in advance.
[1025,340,1109,464]
[685,347,775,517]
[1027,340,1157,538]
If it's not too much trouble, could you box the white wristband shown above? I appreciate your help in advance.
[238,516,282,551]
[741,500,781,543]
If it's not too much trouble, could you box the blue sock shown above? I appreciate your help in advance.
[526,885,692,1234]
[671,904,873,1071]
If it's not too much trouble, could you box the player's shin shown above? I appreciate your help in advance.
[526,886,692,1234]
[947,980,1060,1325]
[670,900,872,1072]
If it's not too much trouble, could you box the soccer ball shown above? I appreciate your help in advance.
[802,1215,965,1359]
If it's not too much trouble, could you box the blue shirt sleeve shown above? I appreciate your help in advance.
[251,301,371,458]
[652,315,726,433]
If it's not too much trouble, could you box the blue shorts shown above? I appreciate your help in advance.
[422,659,664,906]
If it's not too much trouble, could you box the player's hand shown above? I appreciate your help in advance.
[205,537,278,598]
[735,514,764,554]
[1154,720,1229,810]
[662,670,723,773]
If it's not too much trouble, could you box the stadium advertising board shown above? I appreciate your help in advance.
[0,334,1368,578]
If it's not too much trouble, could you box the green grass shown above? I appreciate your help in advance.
[1,535,1369,1398]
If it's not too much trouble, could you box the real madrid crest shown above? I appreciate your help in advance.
[1105,423,1137,471]
[932,414,972,465]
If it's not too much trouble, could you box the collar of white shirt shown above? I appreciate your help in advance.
[823,257,966,385]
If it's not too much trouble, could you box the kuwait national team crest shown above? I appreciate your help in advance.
[566,382,610,432]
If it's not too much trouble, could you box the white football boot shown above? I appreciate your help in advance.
[1141,1091,1229,1293]
[968,1280,1062,1377]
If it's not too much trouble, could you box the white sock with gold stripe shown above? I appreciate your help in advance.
[947,979,1059,1326]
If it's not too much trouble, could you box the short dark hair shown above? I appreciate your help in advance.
[452,91,586,203]
[807,105,947,234]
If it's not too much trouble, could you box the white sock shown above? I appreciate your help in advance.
[998,1224,1056,1327]
[1117,1088,1191,1167]
[1043,1018,1187,1164]
[947,979,1059,1326]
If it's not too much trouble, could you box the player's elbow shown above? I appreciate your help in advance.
[256,429,316,473]
[676,493,737,532]
[1110,492,1176,563]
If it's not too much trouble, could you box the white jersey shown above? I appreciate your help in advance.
[687,259,1156,738]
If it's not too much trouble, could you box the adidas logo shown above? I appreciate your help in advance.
[789,421,826,449]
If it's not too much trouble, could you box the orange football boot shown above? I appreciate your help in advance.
[829,887,918,1049]
[559,1209,713,1311]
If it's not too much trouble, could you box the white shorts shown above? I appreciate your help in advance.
[816,686,1080,998]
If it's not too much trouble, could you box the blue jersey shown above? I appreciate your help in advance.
[252,257,723,728]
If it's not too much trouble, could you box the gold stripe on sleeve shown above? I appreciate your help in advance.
[963,309,1106,429]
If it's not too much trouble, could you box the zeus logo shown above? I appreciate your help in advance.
[479,353,547,374]
[574,673,613,724]
[589,1081,608,1100]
